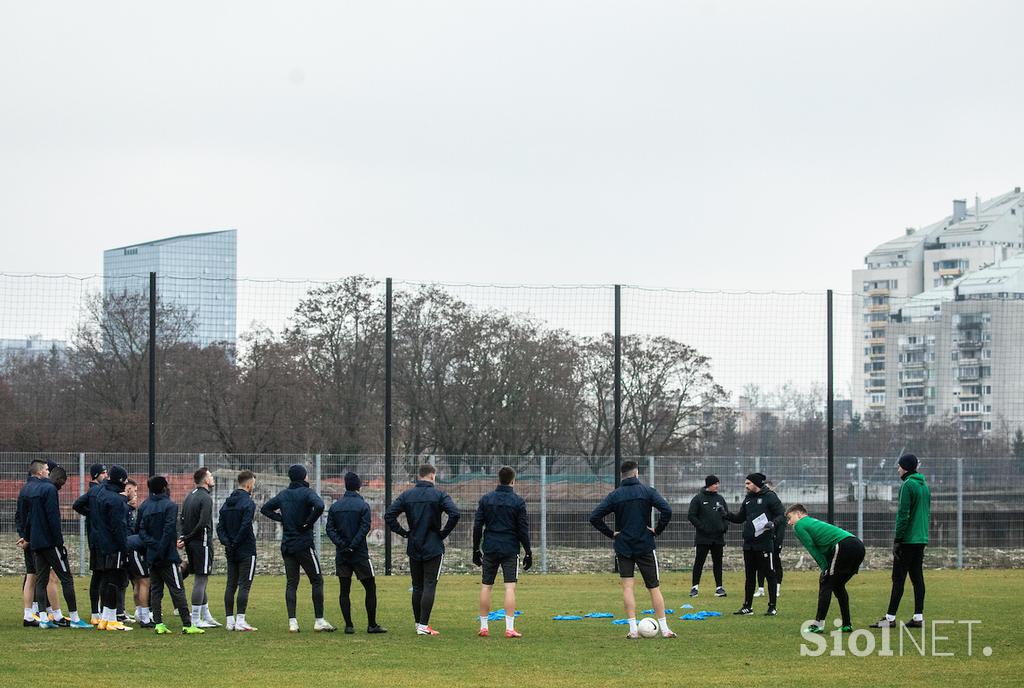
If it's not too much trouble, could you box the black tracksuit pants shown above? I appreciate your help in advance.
[410,555,443,626]
[33,547,77,613]
[150,563,191,626]
[757,546,784,587]
[743,548,778,607]
[816,537,865,626]
[283,548,324,619]
[339,576,378,628]
[225,555,257,617]
[692,544,724,587]
[887,543,926,616]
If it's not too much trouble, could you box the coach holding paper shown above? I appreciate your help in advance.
[726,472,784,616]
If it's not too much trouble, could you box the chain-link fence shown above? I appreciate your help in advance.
[2,452,1020,576]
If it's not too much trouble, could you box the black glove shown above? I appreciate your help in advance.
[472,550,483,567]
[893,542,903,560]
[764,520,775,532]
[819,570,829,584]
[522,552,533,571]
[343,547,354,555]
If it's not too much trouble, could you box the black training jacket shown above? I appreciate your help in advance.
[217,489,257,559]
[16,476,43,541]
[472,485,531,558]
[589,477,672,558]
[687,488,730,546]
[72,480,104,550]
[725,488,785,552]
[326,490,372,563]
[92,482,129,557]
[138,493,182,566]
[181,486,214,548]
[384,480,460,561]
[27,478,64,551]
[260,481,325,555]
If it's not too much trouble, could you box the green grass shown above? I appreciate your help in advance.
[1,570,1021,687]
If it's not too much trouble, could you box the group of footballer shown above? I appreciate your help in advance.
[14,453,931,639]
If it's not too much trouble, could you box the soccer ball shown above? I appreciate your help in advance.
[637,617,659,638]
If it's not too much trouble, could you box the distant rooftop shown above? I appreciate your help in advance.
[105,229,236,254]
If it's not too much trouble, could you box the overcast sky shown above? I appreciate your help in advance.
[2,1,1023,292]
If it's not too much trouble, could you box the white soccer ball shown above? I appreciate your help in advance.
[637,617,659,638]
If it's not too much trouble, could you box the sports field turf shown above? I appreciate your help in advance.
[2,570,1020,687]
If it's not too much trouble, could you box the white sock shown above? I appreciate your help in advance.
[103,607,116,622]
[913,613,923,622]
[505,615,515,631]
[289,617,298,626]
[51,608,64,621]
[203,604,214,620]
[479,616,488,630]
[316,617,325,624]
[139,607,150,623]
[191,606,201,625]
[692,584,698,590]
[628,618,638,634]
[814,619,824,627]
[70,611,80,623]
[31,602,39,614]
[24,608,34,621]
[658,617,670,633]
[885,614,896,622]
[416,623,427,631]
[226,614,235,625]
[237,614,246,625]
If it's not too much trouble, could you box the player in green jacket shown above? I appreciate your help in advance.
[786,505,864,633]
[871,453,931,629]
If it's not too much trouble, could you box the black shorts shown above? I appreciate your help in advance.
[128,550,149,578]
[98,552,128,571]
[185,541,213,576]
[617,551,661,589]
[24,548,37,575]
[481,553,519,585]
[337,555,375,581]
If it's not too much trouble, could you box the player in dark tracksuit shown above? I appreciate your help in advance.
[217,470,259,631]
[137,476,200,634]
[384,463,460,636]
[72,463,109,623]
[260,464,335,632]
[16,464,59,626]
[180,467,218,627]
[589,460,675,639]
[472,466,532,638]
[688,474,729,598]
[91,465,133,630]
[726,472,785,616]
[326,472,386,634]
[756,480,785,598]
[26,461,90,629]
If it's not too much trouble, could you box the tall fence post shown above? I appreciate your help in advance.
[648,455,655,528]
[78,452,86,576]
[148,271,157,478]
[315,454,322,557]
[384,277,393,576]
[956,457,964,569]
[613,285,622,487]
[826,289,835,523]
[198,453,204,469]
[857,456,864,540]
[540,455,548,574]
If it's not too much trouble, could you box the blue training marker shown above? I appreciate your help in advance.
[583,612,614,619]
[552,615,583,621]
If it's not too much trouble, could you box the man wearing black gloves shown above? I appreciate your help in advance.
[261,463,335,633]
[472,466,532,638]
[92,465,133,631]
[326,471,386,635]
[217,470,259,632]
[26,461,91,629]
[726,472,785,617]
[138,476,202,635]
[589,460,675,639]
[72,463,108,625]
[385,463,460,636]
[688,474,729,598]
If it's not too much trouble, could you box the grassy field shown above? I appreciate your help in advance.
[1,569,1020,687]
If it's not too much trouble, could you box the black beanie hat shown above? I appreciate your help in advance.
[89,463,107,480]
[746,472,767,489]
[148,476,168,494]
[288,464,308,482]
[108,465,128,488]
[705,474,720,488]
[344,471,361,491]
[898,453,919,472]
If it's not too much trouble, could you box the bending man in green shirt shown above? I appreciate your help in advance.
[786,504,865,633]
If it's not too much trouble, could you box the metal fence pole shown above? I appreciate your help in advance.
[857,456,864,539]
[315,453,322,557]
[78,452,86,577]
[540,455,548,574]
[198,453,204,469]
[384,276,393,576]
[148,271,157,478]
[826,288,835,523]
[648,455,655,528]
[613,285,621,486]
[956,457,964,569]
